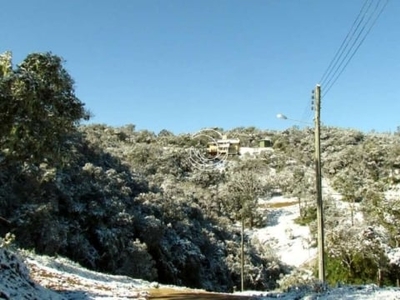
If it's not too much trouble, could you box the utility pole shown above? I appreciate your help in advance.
[313,84,325,282]
[240,215,244,292]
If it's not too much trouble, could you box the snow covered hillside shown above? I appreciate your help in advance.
[2,190,400,299]
[0,248,151,299]
[2,229,400,300]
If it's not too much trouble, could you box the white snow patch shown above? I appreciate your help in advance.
[385,185,400,201]
[237,284,400,299]
[388,248,400,265]
[0,248,152,299]
[240,147,273,156]
[251,196,316,267]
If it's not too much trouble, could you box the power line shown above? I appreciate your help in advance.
[319,0,373,85]
[298,0,388,124]
[323,0,389,97]
[301,0,375,124]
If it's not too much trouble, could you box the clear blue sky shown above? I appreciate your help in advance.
[1,0,399,134]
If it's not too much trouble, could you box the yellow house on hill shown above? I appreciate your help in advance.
[207,136,240,156]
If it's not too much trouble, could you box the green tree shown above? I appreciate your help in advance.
[0,51,89,165]
[224,170,266,291]
[325,226,388,285]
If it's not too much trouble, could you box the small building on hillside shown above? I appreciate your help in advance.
[259,137,273,148]
[207,136,240,156]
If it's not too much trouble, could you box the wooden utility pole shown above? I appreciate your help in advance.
[240,215,244,292]
[314,84,326,282]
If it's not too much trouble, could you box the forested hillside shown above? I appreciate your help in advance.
[2,52,400,293]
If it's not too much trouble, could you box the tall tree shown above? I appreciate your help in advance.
[0,51,89,165]
[225,169,266,291]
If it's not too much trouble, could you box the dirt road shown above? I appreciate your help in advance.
[148,288,255,299]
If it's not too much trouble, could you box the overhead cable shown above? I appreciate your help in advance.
[319,0,373,86]
[323,0,389,97]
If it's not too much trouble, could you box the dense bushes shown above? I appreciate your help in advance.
[0,121,289,292]
[3,52,400,291]
[3,121,400,290]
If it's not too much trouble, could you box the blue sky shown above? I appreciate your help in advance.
[1,0,399,134]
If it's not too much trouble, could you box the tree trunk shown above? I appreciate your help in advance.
[241,216,244,292]
[377,268,382,287]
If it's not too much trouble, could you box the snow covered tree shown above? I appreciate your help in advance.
[224,169,267,291]
[0,51,89,165]
[325,225,388,285]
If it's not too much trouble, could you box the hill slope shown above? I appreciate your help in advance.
[2,125,400,292]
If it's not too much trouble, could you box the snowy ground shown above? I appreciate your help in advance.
[251,196,316,268]
[239,284,400,299]
[2,190,400,299]
[2,246,400,299]
[242,195,400,299]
